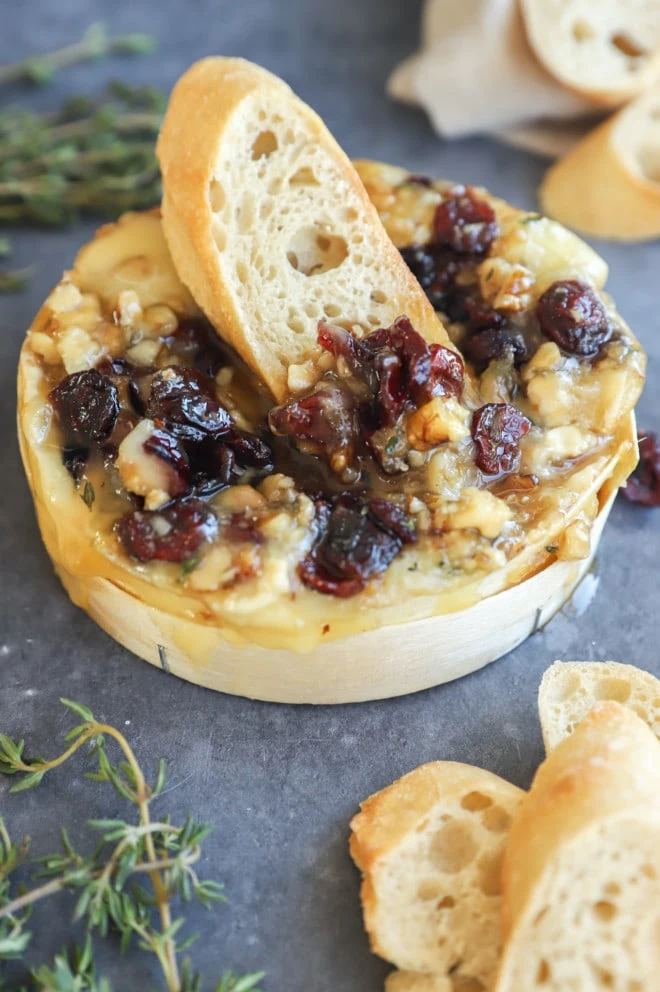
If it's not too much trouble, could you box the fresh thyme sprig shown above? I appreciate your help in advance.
[0,29,165,291]
[0,24,156,87]
[0,699,264,992]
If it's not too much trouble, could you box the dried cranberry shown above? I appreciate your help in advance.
[116,499,217,562]
[50,370,119,444]
[399,244,439,293]
[269,384,359,458]
[299,496,416,597]
[471,403,531,475]
[318,322,376,390]
[191,445,236,498]
[464,328,526,370]
[62,445,89,482]
[224,513,266,545]
[433,189,498,255]
[429,344,464,399]
[225,429,273,469]
[368,499,417,544]
[372,348,407,425]
[622,431,660,507]
[463,295,506,332]
[143,428,191,497]
[536,280,611,357]
[146,367,232,442]
[165,318,227,377]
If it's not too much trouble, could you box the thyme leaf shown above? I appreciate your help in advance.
[0,701,263,990]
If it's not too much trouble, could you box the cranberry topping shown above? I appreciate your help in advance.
[269,384,359,461]
[464,328,527,371]
[273,319,466,478]
[471,403,531,475]
[321,317,464,417]
[143,428,191,497]
[49,369,119,444]
[429,343,465,399]
[225,429,273,469]
[299,495,416,597]
[536,280,611,357]
[164,318,227,377]
[433,188,499,255]
[115,499,217,562]
[622,431,660,507]
[224,513,266,545]
[146,367,233,443]
[400,245,476,313]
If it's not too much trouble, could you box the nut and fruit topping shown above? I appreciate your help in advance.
[270,318,465,478]
[299,495,416,598]
[115,499,218,563]
[50,369,119,444]
[536,280,612,357]
[471,403,531,476]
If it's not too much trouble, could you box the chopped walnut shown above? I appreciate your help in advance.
[440,487,513,539]
[407,396,471,450]
[477,257,534,312]
[57,326,105,374]
[46,279,83,314]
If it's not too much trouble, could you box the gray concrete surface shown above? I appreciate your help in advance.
[1,1,658,988]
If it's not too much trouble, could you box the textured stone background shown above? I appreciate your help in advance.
[1,1,659,988]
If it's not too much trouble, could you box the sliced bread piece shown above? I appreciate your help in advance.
[157,57,450,401]
[495,702,660,991]
[539,660,660,751]
[540,89,660,241]
[385,972,451,992]
[349,761,524,987]
[520,0,660,106]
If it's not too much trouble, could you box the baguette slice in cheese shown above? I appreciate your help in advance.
[157,57,449,401]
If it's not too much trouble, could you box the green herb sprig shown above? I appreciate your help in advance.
[0,28,165,292]
[0,699,264,992]
[0,24,156,87]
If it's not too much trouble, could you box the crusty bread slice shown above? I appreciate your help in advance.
[539,660,660,752]
[385,972,451,992]
[157,57,450,401]
[520,0,660,106]
[540,89,660,241]
[349,762,524,987]
[495,702,660,991]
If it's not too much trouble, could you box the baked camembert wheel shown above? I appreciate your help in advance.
[17,67,645,703]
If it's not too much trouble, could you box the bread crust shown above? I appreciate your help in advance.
[538,660,660,752]
[541,113,660,241]
[157,58,448,401]
[350,761,523,978]
[496,702,660,988]
[520,0,660,107]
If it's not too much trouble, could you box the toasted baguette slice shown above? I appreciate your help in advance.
[495,702,660,991]
[539,660,660,751]
[350,762,524,986]
[520,0,660,106]
[157,57,449,401]
[540,89,660,241]
[385,972,451,992]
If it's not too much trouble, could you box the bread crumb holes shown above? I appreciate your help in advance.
[252,130,278,159]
